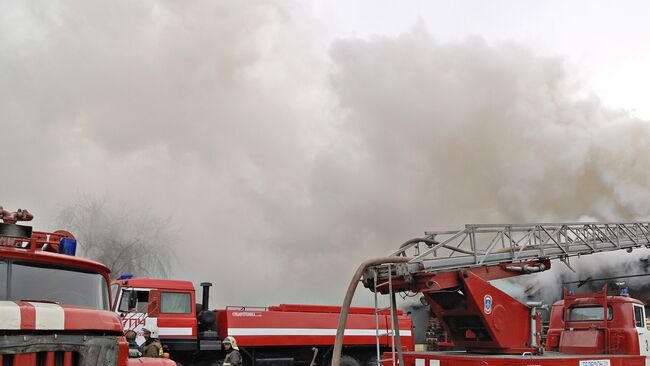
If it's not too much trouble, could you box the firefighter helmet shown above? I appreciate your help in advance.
[223,336,239,350]
[143,325,159,338]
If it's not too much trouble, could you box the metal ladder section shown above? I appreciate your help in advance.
[372,265,405,366]
[388,222,650,273]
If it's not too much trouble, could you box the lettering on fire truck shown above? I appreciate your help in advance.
[231,312,261,317]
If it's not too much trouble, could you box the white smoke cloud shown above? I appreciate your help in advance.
[2,2,650,307]
[330,28,650,304]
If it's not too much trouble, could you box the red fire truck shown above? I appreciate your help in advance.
[0,207,175,366]
[111,277,414,366]
[546,286,650,356]
[332,222,650,366]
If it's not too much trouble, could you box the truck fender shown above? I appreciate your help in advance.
[126,357,178,366]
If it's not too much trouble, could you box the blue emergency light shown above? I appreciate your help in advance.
[118,273,134,280]
[59,238,77,256]
[620,288,630,297]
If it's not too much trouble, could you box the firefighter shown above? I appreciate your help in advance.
[222,336,242,366]
[141,326,163,358]
[125,330,142,358]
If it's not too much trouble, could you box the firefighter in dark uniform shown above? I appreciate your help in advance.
[125,330,142,357]
[223,336,243,366]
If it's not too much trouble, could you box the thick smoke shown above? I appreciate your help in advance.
[2,2,650,307]
[494,248,650,307]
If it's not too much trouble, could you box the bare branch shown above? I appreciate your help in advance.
[56,197,173,279]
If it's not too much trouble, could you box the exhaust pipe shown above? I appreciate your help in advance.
[201,282,212,312]
[526,301,548,352]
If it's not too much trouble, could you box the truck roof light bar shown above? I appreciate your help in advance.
[0,206,76,254]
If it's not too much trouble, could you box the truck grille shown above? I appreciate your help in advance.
[0,335,119,366]
[0,351,79,366]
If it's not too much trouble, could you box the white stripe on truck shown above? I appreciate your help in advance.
[158,327,193,336]
[228,328,412,337]
[30,302,65,330]
[0,301,21,329]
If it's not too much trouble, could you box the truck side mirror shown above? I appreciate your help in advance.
[128,291,137,310]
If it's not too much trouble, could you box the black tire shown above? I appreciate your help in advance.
[0,223,31,238]
[365,355,378,366]
[340,355,361,366]
[194,359,222,366]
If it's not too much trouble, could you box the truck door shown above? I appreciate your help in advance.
[156,290,196,343]
[633,304,650,357]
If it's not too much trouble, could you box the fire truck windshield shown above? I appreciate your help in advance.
[0,260,110,310]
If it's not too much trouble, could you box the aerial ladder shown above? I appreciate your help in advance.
[332,222,650,366]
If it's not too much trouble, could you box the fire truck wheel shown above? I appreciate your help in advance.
[365,355,378,366]
[197,359,222,366]
[340,355,361,366]
[210,361,223,366]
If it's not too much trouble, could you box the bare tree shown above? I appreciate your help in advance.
[57,197,172,279]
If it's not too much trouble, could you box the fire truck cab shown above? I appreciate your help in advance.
[0,207,174,366]
[111,278,203,351]
[546,287,650,356]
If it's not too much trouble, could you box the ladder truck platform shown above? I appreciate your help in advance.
[332,222,650,366]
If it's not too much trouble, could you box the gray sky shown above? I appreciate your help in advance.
[3,1,650,307]
[316,0,650,118]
